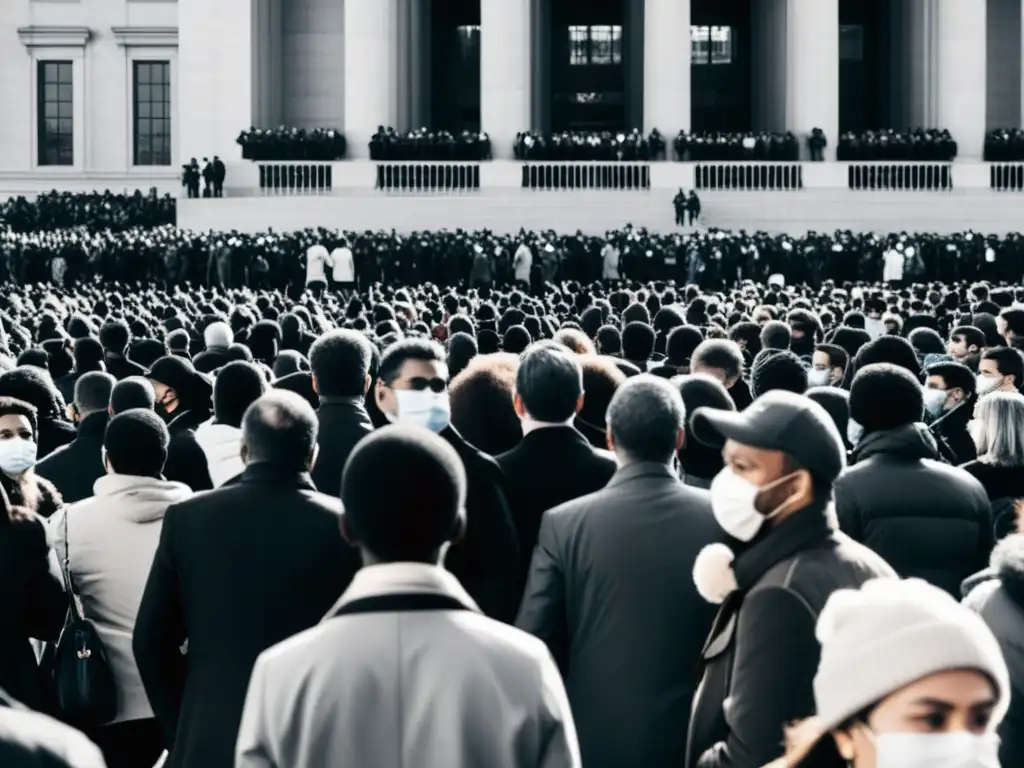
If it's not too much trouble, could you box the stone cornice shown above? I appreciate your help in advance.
[17,26,92,48]
[111,26,179,48]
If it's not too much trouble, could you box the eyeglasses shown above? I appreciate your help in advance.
[396,377,448,394]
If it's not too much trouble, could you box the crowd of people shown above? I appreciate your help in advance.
[672,130,802,162]
[514,130,666,162]
[837,128,959,162]
[236,127,347,161]
[0,192,176,233]
[985,128,1024,163]
[1,247,1024,767]
[369,127,492,162]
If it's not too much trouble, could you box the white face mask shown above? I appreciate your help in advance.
[922,387,949,418]
[976,374,1002,397]
[807,368,830,388]
[390,389,451,434]
[847,419,865,447]
[0,437,37,476]
[709,467,798,542]
[874,730,999,768]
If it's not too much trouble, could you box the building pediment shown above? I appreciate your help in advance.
[17,26,91,48]
[111,27,179,48]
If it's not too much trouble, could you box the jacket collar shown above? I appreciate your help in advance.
[606,460,677,489]
[522,424,589,445]
[232,462,316,491]
[932,395,974,433]
[319,395,368,409]
[733,501,834,592]
[322,562,480,621]
[76,411,108,439]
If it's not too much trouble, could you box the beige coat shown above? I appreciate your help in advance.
[235,563,580,768]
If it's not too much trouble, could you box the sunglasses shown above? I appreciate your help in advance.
[400,376,448,394]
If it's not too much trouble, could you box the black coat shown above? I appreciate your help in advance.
[440,426,520,622]
[164,408,214,492]
[930,398,977,466]
[0,688,107,767]
[496,426,616,590]
[35,412,107,505]
[132,463,360,768]
[37,419,76,462]
[0,516,66,712]
[191,347,231,375]
[310,397,374,498]
[836,423,993,597]
[104,354,147,381]
[686,505,894,768]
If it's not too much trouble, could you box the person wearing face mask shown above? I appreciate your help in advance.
[959,392,1024,539]
[977,347,1024,398]
[836,364,992,598]
[685,390,894,768]
[809,344,847,389]
[144,356,213,492]
[925,362,978,466]
[0,396,63,519]
[375,339,519,622]
[764,578,1008,768]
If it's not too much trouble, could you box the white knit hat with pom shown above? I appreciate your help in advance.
[813,578,1010,732]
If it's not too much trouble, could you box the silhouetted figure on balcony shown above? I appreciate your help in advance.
[808,128,827,161]
[201,158,214,198]
[183,159,200,199]
[687,191,701,226]
[212,156,226,198]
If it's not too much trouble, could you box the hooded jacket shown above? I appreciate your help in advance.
[964,534,1024,767]
[51,474,192,723]
[835,423,993,597]
[194,420,244,487]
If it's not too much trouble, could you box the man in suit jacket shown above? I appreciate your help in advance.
[684,390,895,768]
[375,339,520,622]
[133,391,360,768]
[497,342,616,591]
[308,329,374,498]
[36,372,114,504]
[236,426,580,768]
[517,376,721,768]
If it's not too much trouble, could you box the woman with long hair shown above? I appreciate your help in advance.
[961,391,1024,539]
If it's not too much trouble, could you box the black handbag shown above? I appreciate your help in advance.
[50,508,117,728]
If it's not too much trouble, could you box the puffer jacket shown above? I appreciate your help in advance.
[194,421,244,488]
[963,534,1024,767]
[835,423,993,597]
[51,474,192,723]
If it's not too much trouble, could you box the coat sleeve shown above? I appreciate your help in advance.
[235,653,278,768]
[516,512,569,671]
[164,433,214,493]
[22,519,67,642]
[833,481,865,542]
[537,649,582,768]
[133,504,189,749]
[696,586,820,768]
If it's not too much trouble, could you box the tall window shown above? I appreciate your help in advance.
[133,61,171,166]
[568,25,622,66]
[37,61,73,166]
[691,26,733,65]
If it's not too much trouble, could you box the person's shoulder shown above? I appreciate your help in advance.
[0,706,106,768]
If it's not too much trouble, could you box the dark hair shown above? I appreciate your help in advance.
[449,353,521,456]
[751,349,808,398]
[815,343,849,374]
[214,362,269,428]
[666,325,704,367]
[73,371,115,416]
[607,375,684,463]
[516,342,583,423]
[691,339,744,380]
[596,325,622,355]
[241,391,319,472]
[950,325,985,352]
[342,426,466,563]
[908,327,945,357]
[104,409,170,477]
[0,397,38,439]
[982,347,1024,387]
[99,320,130,355]
[849,363,923,434]
[676,373,734,480]
[622,322,656,362]
[1000,308,1024,336]
[110,377,155,415]
[760,320,792,350]
[377,338,446,387]
[308,329,372,398]
[502,325,532,355]
[73,337,105,372]
[925,361,976,398]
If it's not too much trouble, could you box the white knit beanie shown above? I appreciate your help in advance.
[814,578,1010,733]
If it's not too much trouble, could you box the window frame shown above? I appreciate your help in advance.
[124,46,179,170]
[132,60,172,166]
[22,40,87,173]
[691,25,734,66]
[36,60,75,167]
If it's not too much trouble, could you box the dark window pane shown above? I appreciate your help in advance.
[44,102,58,118]
[58,63,72,81]
[38,59,74,166]
[58,84,72,101]
[58,119,73,134]
[133,61,171,166]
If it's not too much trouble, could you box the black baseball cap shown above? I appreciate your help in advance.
[145,356,212,400]
[691,389,846,484]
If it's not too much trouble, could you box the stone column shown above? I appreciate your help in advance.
[344,0,399,158]
[481,0,532,158]
[179,0,254,161]
[936,0,986,159]
[785,0,839,160]
[643,0,690,137]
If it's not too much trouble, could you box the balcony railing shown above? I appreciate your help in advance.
[847,163,952,191]
[990,163,1024,192]
[695,163,803,191]
[375,163,481,191]
[258,163,333,193]
[521,163,651,190]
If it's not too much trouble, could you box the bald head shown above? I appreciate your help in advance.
[241,390,319,472]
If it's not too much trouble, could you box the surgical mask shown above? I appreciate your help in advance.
[807,368,830,388]
[0,437,37,476]
[847,419,864,446]
[922,387,948,418]
[976,374,1002,397]
[874,730,999,768]
[391,389,451,434]
[709,468,799,542]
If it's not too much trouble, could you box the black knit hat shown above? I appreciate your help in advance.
[854,335,922,379]
[750,349,808,399]
[849,363,923,434]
